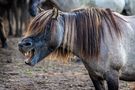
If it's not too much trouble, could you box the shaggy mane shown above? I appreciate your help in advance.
[25,9,53,37]
[25,8,122,60]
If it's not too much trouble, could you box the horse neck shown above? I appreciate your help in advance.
[61,13,76,51]
[61,10,123,59]
[60,12,90,59]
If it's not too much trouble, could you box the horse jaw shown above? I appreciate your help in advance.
[25,47,52,66]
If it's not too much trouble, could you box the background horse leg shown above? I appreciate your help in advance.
[90,75,105,90]
[0,22,7,48]
[7,10,13,36]
[104,70,119,90]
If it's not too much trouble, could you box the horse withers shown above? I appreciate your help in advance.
[18,8,135,90]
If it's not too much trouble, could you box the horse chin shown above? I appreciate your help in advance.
[25,58,34,66]
[24,47,52,66]
[24,49,45,66]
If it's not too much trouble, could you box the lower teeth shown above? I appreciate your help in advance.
[25,59,29,63]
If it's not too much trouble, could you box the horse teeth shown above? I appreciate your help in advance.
[29,51,33,56]
[24,52,29,56]
[24,50,34,58]
[26,52,29,55]
[24,53,27,56]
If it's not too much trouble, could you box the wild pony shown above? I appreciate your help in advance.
[29,0,135,16]
[29,0,125,16]
[18,8,135,90]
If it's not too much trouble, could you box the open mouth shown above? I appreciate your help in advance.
[23,49,35,64]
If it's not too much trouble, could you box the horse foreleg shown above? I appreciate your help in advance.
[13,4,19,37]
[104,70,119,90]
[90,75,105,90]
[82,60,105,90]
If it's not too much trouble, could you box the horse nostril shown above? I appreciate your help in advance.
[24,42,32,46]
[18,41,32,48]
[18,38,33,49]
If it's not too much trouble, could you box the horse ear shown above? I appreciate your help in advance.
[52,7,58,19]
[38,6,44,13]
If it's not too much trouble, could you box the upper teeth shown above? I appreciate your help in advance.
[23,50,34,59]
[25,52,29,56]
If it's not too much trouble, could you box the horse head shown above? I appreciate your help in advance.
[18,8,64,66]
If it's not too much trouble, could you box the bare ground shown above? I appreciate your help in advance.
[0,37,134,90]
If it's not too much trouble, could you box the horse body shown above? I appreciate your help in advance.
[51,0,125,13]
[29,0,125,16]
[119,15,135,81]
[29,0,135,16]
[18,8,135,90]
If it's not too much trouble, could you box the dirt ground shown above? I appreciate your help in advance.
[0,37,134,90]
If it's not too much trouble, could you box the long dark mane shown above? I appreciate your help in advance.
[25,8,122,59]
[62,8,122,59]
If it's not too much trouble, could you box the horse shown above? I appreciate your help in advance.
[0,0,17,36]
[0,0,13,48]
[29,0,125,16]
[14,0,30,37]
[18,7,135,90]
[0,0,30,37]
